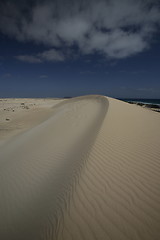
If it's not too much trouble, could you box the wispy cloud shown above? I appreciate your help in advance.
[120,70,147,74]
[137,88,160,92]
[3,73,12,78]
[39,49,65,62]
[40,75,48,78]
[1,0,160,60]
[16,49,65,63]
[80,71,96,75]
[16,55,42,63]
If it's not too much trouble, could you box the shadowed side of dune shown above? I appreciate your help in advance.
[0,95,108,240]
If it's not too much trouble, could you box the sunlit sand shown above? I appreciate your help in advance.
[0,96,160,240]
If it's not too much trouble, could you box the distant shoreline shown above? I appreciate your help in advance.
[118,98,160,105]
[119,99,160,113]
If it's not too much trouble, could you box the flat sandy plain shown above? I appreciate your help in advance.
[0,96,160,240]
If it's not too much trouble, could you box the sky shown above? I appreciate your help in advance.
[0,0,160,98]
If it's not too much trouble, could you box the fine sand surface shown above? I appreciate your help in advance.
[0,98,64,144]
[0,95,160,240]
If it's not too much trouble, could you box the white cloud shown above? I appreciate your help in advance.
[1,0,160,60]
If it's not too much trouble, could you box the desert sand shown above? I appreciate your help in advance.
[0,95,160,240]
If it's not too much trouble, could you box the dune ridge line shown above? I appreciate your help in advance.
[0,95,109,240]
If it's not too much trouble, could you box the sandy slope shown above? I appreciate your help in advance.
[0,98,64,144]
[0,96,160,240]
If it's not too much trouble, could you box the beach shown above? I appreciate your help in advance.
[0,95,160,240]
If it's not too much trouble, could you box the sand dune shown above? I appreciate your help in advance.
[0,98,64,144]
[0,96,160,240]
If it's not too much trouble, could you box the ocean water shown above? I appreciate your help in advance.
[118,98,160,105]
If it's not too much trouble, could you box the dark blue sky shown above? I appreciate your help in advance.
[0,0,160,98]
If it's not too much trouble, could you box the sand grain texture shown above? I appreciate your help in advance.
[0,96,160,240]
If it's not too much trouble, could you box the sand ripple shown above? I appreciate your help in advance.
[0,96,160,240]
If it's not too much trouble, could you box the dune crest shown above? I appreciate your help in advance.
[0,96,160,240]
[0,96,108,239]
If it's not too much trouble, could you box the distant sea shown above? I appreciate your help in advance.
[118,98,160,106]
